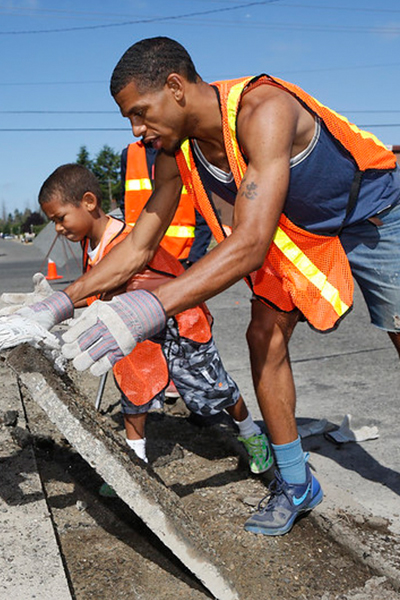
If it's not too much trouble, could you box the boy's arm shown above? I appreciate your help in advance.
[64,152,183,305]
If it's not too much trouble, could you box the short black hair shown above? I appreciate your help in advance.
[39,164,102,207]
[110,36,200,96]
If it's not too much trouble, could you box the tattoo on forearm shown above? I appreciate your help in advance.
[240,178,258,200]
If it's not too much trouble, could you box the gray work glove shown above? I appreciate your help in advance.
[62,289,166,377]
[15,290,74,331]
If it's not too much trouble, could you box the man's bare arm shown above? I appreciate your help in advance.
[155,87,306,316]
[64,152,183,305]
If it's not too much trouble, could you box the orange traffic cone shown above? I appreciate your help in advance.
[45,258,63,280]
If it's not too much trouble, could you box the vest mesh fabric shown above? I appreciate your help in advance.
[174,75,392,331]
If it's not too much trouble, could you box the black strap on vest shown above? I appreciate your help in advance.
[336,170,363,236]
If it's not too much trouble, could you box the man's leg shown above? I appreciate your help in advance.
[246,300,299,445]
[388,331,400,358]
[244,300,323,536]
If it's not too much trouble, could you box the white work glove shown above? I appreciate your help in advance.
[0,292,74,350]
[62,289,166,377]
[0,288,73,350]
[0,273,54,315]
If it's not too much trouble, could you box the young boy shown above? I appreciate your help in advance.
[38,163,273,475]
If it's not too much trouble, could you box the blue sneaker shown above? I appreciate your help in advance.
[244,464,323,536]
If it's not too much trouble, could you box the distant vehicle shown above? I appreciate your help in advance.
[2,234,15,239]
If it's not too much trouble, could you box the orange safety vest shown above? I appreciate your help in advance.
[175,76,397,332]
[124,141,196,260]
[82,216,212,406]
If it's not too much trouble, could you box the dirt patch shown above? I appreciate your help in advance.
[4,346,399,599]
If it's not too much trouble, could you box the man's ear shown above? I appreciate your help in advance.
[82,191,98,211]
[166,73,185,102]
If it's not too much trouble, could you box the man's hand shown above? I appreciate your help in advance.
[62,289,166,377]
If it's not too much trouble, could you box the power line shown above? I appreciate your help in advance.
[0,80,105,87]
[0,0,280,35]
[2,58,400,88]
[1,2,400,20]
[277,2,400,14]
[0,128,128,132]
[3,124,400,132]
[2,17,400,36]
[0,110,117,114]
[3,109,400,115]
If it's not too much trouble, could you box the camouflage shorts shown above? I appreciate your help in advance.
[120,318,240,416]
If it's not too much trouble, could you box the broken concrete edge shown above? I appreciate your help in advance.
[6,345,240,600]
[312,509,400,592]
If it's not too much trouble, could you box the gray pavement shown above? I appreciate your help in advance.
[0,236,400,596]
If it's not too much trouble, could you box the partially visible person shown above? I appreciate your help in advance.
[37,162,274,476]
[121,141,211,268]
[121,140,212,400]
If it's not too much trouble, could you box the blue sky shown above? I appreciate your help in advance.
[1,0,400,215]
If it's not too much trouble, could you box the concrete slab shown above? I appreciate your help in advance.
[6,345,239,600]
[0,361,72,600]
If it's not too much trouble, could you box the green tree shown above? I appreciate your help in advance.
[92,145,121,213]
[21,211,45,234]
[75,144,121,213]
[76,145,93,170]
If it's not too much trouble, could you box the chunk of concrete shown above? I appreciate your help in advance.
[7,345,239,600]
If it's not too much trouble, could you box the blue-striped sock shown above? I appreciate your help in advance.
[272,436,306,484]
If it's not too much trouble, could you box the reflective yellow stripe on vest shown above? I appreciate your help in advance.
[226,78,253,179]
[273,227,350,318]
[125,178,152,192]
[166,224,195,238]
[127,221,195,239]
[225,77,350,320]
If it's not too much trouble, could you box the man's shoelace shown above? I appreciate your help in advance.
[257,471,288,512]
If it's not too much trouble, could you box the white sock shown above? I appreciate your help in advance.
[234,412,262,439]
[126,437,148,463]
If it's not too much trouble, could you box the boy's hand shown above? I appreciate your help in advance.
[0,314,61,351]
[0,273,54,316]
[16,291,74,331]
[62,289,166,377]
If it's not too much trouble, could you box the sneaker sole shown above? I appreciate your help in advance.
[244,488,324,536]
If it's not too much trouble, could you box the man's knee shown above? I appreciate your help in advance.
[247,302,298,341]
[246,315,274,348]
[246,305,298,360]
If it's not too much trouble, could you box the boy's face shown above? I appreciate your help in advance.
[41,194,94,243]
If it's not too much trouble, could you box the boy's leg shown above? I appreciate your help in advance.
[226,395,274,474]
[99,395,152,497]
[124,412,148,462]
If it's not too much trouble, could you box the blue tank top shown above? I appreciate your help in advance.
[192,120,400,234]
